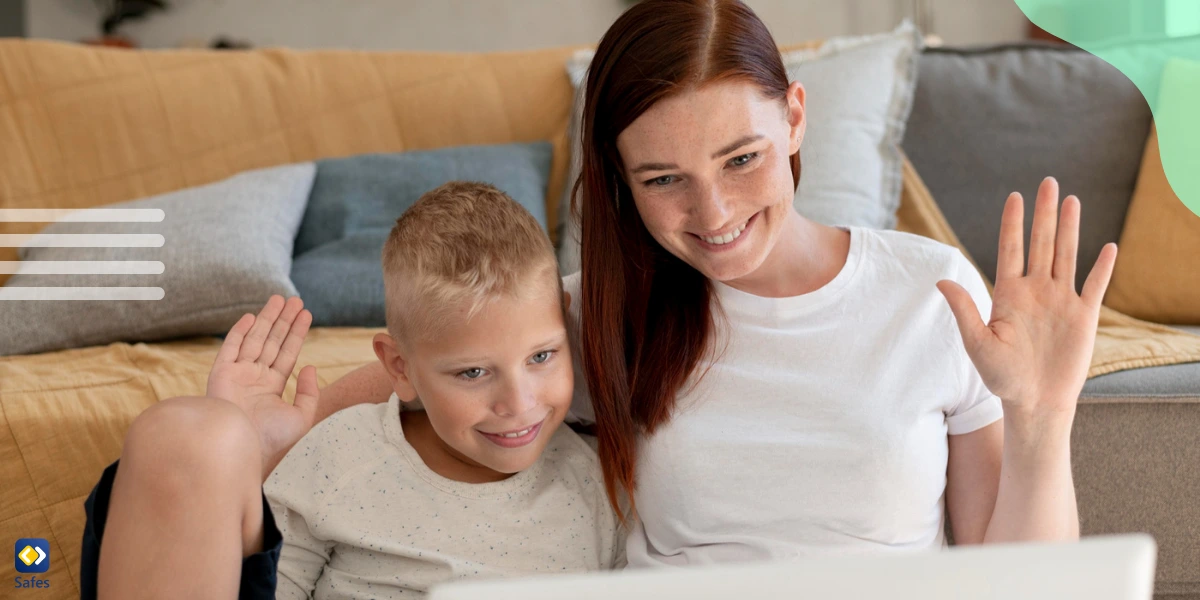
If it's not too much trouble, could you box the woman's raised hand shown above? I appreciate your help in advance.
[936,177,1117,424]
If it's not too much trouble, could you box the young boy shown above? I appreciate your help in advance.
[80,182,622,599]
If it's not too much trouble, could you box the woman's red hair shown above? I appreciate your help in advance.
[575,0,800,523]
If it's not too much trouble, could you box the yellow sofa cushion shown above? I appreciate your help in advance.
[1106,124,1200,324]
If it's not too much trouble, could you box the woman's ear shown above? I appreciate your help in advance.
[785,81,807,155]
[373,332,419,403]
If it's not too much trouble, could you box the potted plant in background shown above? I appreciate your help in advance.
[84,0,168,48]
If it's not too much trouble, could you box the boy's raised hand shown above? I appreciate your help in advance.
[207,295,319,479]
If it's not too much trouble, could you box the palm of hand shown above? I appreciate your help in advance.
[205,295,320,473]
[207,360,309,450]
[938,178,1117,417]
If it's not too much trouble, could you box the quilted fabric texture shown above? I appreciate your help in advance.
[0,328,380,597]
[0,39,582,286]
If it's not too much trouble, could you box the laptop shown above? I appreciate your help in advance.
[429,534,1157,600]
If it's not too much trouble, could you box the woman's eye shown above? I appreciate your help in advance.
[730,152,758,167]
[458,368,485,380]
[647,175,675,187]
[531,351,554,364]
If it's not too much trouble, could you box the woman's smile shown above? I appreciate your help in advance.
[690,211,759,252]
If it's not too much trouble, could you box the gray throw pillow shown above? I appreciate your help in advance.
[902,43,1153,291]
[291,142,553,327]
[0,163,316,356]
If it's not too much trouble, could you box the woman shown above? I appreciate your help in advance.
[331,0,1111,563]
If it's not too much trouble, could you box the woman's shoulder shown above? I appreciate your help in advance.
[855,226,974,282]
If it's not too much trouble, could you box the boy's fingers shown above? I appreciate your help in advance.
[258,297,304,367]
[272,309,313,379]
[238,295,285,363]
[216,313,255,365]
[293,365,320,426]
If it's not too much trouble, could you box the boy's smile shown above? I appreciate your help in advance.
[478,418,546,448]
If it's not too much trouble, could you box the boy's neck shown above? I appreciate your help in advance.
[400,409,516,484]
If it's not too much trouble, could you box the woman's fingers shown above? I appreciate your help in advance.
[272,309,313,379]
[936,280,989,354]
[215,313,255,365]
[1053,195,1081,287]
[238,295,285,363]
[1081,243,1118,309]
[1027,177,1060,278]
[995,192,1025,281]
[257,297,305,367]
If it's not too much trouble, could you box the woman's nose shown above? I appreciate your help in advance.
[690,180,734,231]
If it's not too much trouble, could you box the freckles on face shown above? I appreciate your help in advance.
[615,80,800,282]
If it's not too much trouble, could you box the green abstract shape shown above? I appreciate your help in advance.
[1015,0,1200,216]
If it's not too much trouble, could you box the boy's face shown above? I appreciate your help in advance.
[376,278,573,477]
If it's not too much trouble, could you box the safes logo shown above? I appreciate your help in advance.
[14,539,49,574]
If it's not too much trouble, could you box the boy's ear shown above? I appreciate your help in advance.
[373,332,418,403]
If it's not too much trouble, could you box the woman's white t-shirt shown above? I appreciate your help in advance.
[562,225,1003,568]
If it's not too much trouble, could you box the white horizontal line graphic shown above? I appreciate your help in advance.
[0,234,165,248]
[0,287,165,301]
[0,209,165,222]
[0,261,165,275]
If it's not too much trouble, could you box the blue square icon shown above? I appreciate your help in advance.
[15,539,50,574]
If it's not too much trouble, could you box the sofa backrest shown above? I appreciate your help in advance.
[0,40,585,283]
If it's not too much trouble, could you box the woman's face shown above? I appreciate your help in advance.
[616,80,806,283]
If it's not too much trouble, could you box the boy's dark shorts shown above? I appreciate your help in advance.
[79,459,284,600]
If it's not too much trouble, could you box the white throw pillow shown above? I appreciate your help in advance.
[555,22,922,275]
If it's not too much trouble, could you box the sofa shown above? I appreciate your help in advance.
[0,38,1197,599]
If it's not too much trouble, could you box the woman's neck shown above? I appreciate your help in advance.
[722,210,851,298]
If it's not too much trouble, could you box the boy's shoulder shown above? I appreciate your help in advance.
[267,399,396,491]
[306,400,393,448]
[537,425,604,487]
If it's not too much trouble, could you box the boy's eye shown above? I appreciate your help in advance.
[531,350,554,364]
[458,368,485,380]
[730,152,758,167]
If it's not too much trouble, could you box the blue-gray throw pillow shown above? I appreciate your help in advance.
[291,142,553,327]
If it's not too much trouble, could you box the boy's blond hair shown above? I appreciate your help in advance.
[381,181,560,346]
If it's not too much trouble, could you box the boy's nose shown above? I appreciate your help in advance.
[493,378,539,418]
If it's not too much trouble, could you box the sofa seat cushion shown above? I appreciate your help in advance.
[1082,326,1200,398]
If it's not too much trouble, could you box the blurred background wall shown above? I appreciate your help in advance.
[14,0,1031,51]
